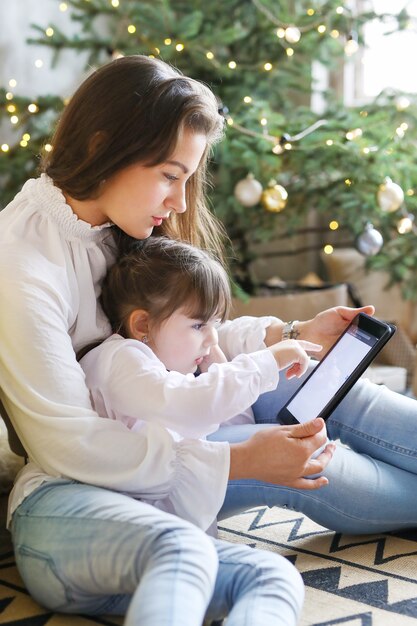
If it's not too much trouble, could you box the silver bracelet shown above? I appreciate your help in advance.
[282,320,300,340]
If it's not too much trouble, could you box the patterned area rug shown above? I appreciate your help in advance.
[1,498,417,625]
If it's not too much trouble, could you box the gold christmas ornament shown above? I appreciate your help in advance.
[234,173,263,207]
[377,177,404,213]
[261,184,288,213]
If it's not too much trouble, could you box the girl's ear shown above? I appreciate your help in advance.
[127,309,150,341]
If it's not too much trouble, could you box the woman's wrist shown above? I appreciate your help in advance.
[264,319,309,346]
[229,442,250,480]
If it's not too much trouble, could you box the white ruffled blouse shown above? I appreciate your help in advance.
[0,175,277,530]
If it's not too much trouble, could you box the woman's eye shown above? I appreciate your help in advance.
[164,173,179,182]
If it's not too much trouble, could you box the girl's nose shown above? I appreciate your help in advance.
[203,325,218,347]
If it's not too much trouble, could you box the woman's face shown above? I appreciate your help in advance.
[74,130,207,238]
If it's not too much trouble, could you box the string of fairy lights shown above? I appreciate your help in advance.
[1,0,417,254]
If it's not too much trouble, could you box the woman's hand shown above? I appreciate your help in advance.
[229,417,335,489]
[268,339,322,379]
[264,305,375,358]
[299,305,375,356]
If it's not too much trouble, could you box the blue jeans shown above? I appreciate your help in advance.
[11,480,303,625]
[210,373,417,534]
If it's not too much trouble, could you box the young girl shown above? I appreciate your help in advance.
[0,53,416,626]
[80,236,323,529]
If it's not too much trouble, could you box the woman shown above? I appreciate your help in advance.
[0,54,415,623]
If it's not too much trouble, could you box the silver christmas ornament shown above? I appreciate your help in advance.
[356,223,383,256]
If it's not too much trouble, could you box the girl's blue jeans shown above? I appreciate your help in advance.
[11,480,303,626]
[211,373,417,534]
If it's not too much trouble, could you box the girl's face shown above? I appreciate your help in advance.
[70,130,207,238]
[148,309,219,374]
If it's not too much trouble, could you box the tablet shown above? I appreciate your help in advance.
[277,313,396,425]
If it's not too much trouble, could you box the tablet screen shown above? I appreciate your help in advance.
[286,324,378,423]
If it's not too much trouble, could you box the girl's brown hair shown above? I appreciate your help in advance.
[101,236,231,338]
[43,55,226,257]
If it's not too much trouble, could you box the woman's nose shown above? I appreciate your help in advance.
[166,185,187,214]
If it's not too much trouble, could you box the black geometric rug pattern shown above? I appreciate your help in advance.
[1,502,416,625]
[218,506,417,625]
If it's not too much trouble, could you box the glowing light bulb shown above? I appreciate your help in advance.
[243,96,252,103]
[6,104,16,113]
[206,51,214,59]
[330,30,340,38]
[317,25,326,34]
[44,144,53,152]
[286,48,294,57]
[164,38,172,45]
[1,144,10,152]
[324,245,334,254]
[227,117,234,126]
[111,0,119,6]
[10,115,18,124]
[260,118,268,126]
[284,142,292,150]
[8,79,17,88]
[228,60,237,69]
[5,92,13,100]
[336,6,344,14]
[307,8,315,16]
[345,36,359,56]
[396,96,410,111]
[264,62,272,71]
[45,27,54,37]
[329,220,339,230]
[276,28,285,38]
[127,24,136,34]
[28,103,38,113]
[345,179,352,186]
[35,59,44,68]
[326,139,333,146]
[397,215,414,234]
[23,133,31,141]
[176,43,185,51]
[59,2,68,10]
[284,26,301,44]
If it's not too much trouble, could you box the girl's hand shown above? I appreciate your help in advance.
[229,417,335,489]
[199,344,227,373]
[268,339,322,379]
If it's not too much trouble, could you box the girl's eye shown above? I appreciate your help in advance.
[192,323,205,331]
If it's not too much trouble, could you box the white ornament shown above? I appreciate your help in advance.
[234,174,263,207]
[356,224,383,256]
[377,177,404,213]
[284,26,301,44]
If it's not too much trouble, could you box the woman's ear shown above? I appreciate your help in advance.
[127,309,150,341]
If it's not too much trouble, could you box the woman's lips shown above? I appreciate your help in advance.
[152,217,163,226]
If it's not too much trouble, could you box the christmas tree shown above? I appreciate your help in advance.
[1,0,417,298]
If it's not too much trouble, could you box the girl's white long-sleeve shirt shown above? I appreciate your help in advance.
[80,335,279,440]
[0,175,279,531]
